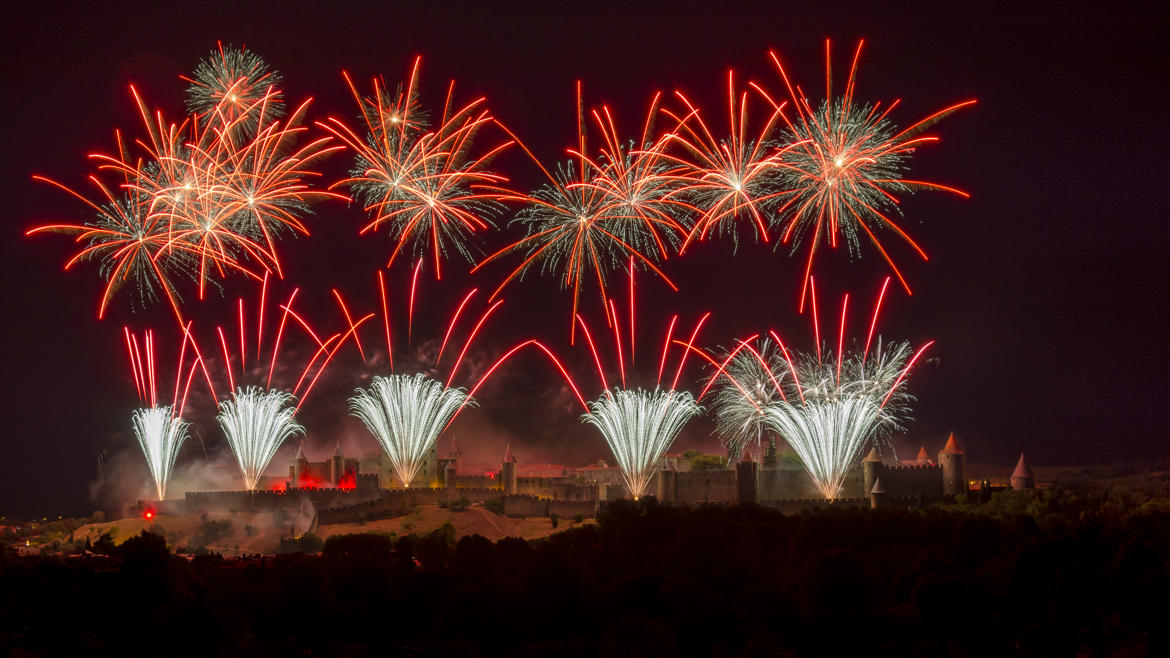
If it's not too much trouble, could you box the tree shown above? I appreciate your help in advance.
[298,532,324,553]
[690,453,729,471]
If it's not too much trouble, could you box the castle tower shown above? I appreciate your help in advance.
[938,434,966,498]
[1011,453,1034,490]
[869,477,887,509]
[657,461,676,503]
[862,448,882,500]
[736,452,759,504]
[291,441,307,486]
[444,459,458,489]
[501,444,518,495]
[915,446,930,464]
[330,443,344,487]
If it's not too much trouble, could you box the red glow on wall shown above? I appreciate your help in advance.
[337,473,356,490]
[294,473,325,489]
[269,480,287,492]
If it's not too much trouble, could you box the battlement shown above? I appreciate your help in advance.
[873,463,942,472]
[185,485,381,514]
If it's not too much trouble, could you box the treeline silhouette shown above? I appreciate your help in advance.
[2,494,1168,656]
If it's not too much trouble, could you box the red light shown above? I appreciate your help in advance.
[144,509,154,520]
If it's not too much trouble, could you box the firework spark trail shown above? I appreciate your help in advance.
[123,327,209,499]
[569,289,708,499]
[762,339,916,499]
[334,271,512,476]
[706,278,928,499]
[474,88,684,339]
[217,387,304,491]
[760,40,975,309]
[582,387,700,500]
[708,337,788,462]
[320,58,513,278]
[185,278,363,488]
[349,373,474,488]
[132,406,190,500]
[28,47,342,321]
[659,71,794,251]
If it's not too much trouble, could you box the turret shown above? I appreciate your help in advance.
[1011,453,1034,490]
[501,444,518,495]
[444,458,458,490]
[736,451,759,504]
[869,477,887,509]
[657,460,676,503]
[915,446,930,464]
[938,434,966,498]
[862,448,882,500]
[330,443,344,487]
[291,441,307,485]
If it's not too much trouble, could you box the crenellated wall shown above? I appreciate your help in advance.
[185,482,380,514]
[868,463,945,497]
[665,470,738,504]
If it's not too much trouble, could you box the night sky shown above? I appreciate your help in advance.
[3,1,1166,518]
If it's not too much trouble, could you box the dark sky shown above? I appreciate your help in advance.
[3,1,1167,518]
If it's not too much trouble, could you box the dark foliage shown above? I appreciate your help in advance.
[1,500,1168,656]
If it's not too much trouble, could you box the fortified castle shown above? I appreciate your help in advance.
[171,433,1035,524]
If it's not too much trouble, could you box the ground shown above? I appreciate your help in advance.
[70,503,592,556]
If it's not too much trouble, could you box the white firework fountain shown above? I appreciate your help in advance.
[349,373,474,488]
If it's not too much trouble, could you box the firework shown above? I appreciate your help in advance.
[326,271,508,484]
[566,276,709,499]
[706,279,932,499]
[320,58,512,278]
[29,176,195,319]
[123,327,207,499]
[763,40,975,308]
[174,276,364,489]
[29,50,341,320]
[708,337,789,461]
[217,387,304,491]
[659,71,794,250]
[475,87,683,337]
[583,388,700,500]
[183,43,285,131]
[131,406,189,500]
[349,373,473,488]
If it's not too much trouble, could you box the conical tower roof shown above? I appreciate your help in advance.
[503,443,517,463]
[294,441,305,460]
[1012,453,1033,480]
[916,446,930,461]
[940,433,963,454]
[333,442,344,457]
[863,448,882,463]
[870,477,886,495]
